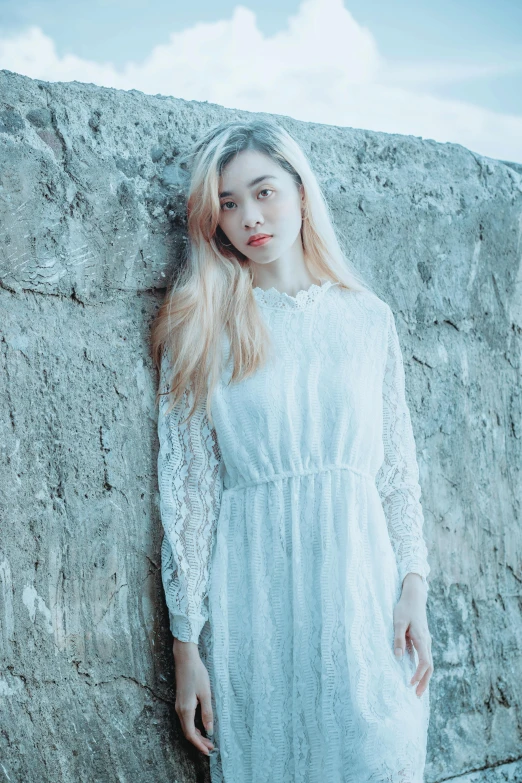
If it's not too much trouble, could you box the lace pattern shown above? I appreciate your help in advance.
[375,306,431,592]
[252,278,338,310]
[157,346,223,643]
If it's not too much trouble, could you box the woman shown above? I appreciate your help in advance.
[151,118,434,783]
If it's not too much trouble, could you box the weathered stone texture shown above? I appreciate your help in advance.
[0,69,521,781]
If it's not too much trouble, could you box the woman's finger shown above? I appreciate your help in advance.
[412,663,433,697]
[177,703,213,756]
[408,629,433,695]
[194,726,215,753]
[393,619,408,657]
[199,688,214,737]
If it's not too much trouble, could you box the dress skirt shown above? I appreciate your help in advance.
[199,466,429,783]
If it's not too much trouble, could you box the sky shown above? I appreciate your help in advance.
[1,0,521,163]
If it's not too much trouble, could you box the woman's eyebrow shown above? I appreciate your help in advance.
[219,175,278,199]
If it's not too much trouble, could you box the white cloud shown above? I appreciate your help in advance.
[379,59,522,88]
[1,0,521,163]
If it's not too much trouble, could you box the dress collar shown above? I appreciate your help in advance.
[252,279,338,311]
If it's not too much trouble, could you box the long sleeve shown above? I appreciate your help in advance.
[375,305,431,593]
[157,345,224,643]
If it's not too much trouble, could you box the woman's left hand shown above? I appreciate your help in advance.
[393,572,434,698]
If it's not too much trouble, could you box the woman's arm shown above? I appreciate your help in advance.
[157,345,223,644]
[157,345,222,756]
[375,305,431,595]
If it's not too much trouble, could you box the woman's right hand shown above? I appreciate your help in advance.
[173,639,215,757]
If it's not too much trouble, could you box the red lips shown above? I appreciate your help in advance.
[248,234,272,246]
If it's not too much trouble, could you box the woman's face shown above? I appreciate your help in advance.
[217,149,304,266]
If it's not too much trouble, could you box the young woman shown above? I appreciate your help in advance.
[151,118,434,783]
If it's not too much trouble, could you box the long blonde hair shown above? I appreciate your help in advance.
[151,118,371,425]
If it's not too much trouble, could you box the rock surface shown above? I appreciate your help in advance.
[0,69,521,782]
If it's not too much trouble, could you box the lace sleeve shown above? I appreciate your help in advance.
[157,346,223,643]
[375,306,431,594]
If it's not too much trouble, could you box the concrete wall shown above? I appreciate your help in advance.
[0,69,521,782]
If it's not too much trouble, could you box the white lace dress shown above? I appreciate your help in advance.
[157,280,431,783]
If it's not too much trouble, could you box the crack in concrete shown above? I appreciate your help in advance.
[438,754,522,780]
[90,674,175,707]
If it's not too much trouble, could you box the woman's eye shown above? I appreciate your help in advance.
[220,189,272,210]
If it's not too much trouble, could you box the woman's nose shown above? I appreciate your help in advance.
[242,205,264,228]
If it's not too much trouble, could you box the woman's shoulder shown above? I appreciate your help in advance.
[330,286,392,359]
[333,283,391,325]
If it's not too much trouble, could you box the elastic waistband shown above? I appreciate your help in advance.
[223,463,374,491]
